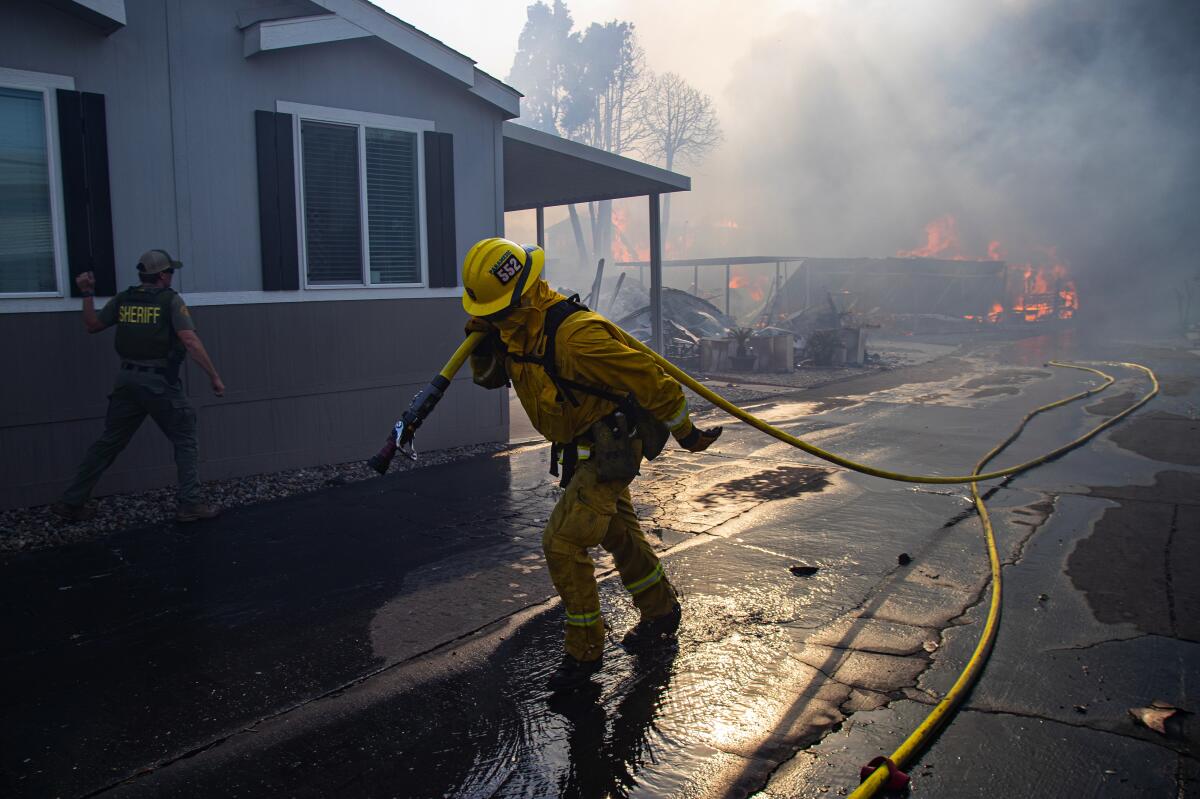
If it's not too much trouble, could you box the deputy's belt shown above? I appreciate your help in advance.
[121,363,166,374]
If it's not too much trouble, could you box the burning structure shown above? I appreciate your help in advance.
[762,256,1078,328]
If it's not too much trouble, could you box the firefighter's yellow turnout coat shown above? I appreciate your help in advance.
[471,280,696,661]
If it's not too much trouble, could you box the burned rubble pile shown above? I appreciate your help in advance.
[616,288,736,357]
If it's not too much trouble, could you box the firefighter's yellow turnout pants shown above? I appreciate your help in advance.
[543,459,678,662]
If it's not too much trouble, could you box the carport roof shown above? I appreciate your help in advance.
[503,122,691,211]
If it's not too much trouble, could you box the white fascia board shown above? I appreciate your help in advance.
[306,0,475,86]
[244,14,371,58]
[470,68,521,119]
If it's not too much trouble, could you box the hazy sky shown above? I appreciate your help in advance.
[382,1,1200,311]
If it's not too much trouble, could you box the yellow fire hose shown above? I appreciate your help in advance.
[635,346,1159,796]
[399,331,1159,795]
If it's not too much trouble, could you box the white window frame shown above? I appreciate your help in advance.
[279,101,433,291]
[0,67,74,299]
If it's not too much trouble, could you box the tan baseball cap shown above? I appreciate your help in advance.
[137,249,183,274]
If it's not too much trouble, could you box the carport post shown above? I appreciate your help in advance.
[536,206,545,278]
[649,193,664,353]
[725,264,731,315]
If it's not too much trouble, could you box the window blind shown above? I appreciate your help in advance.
[0,87,55,293]
[301,120,361,285]
[366,128,419,284]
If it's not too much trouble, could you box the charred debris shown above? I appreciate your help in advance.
[558,254,1079,377]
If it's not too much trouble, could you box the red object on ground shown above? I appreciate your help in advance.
[859,756,911,791]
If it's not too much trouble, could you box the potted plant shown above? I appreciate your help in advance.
[804,328,841,366]
[729,328,757,371]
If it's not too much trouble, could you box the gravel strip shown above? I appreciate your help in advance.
[0,442,509,554]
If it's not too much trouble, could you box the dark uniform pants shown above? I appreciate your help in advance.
[62,373,200,506]
[543,459,678,662]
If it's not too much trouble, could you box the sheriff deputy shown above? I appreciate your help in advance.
[53,250,225,523]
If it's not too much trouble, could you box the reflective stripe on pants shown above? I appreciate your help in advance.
[542,459,677,662]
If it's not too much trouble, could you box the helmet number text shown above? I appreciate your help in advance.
[490,254,522,285]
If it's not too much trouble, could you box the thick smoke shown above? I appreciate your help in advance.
[683,0,1200,324]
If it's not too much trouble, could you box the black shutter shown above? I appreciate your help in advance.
[57,89,115,297]
[255,110,299,290]
[423,131,457,288]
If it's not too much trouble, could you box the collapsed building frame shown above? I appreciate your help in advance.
[611,255,1059,324]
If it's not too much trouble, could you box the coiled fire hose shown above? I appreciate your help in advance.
[372,332,1159,796]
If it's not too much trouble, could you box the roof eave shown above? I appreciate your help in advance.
[43,0,126,33]
[503,122,691,191]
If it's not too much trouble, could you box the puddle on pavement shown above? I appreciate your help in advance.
[968,386,1020,398]
[1084,390,1139,416]
[960,369,1052,390]
[738,397,860,423]
[1158,374,1197,397]
[1069,470,1200,642]
[1104,411,1200,465]
[694,465,831,507]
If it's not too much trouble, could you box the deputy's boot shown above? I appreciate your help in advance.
[176,502,220,522]
[51,502,96,523]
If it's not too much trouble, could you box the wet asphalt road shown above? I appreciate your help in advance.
[2,330,1197,798]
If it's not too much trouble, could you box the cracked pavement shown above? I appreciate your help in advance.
[1,332,1197,797]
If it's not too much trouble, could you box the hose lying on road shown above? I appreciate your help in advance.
[402,334,1159,795]
[616,346,1158,795]
[841,360,1158,798]
[629,346,1159,795]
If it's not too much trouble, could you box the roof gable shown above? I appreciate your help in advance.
[240,0,521,117]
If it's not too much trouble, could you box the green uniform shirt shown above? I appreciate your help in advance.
[99,287,195,366]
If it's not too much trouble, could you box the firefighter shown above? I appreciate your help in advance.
[53,250,225,523]
[462,238,721,689]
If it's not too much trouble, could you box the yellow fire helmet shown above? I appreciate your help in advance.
[461,237,544,317]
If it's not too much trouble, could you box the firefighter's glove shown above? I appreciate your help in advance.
[675,421,722,453]
[464,317,496,337]
[465,316,502,357]
[466,317,508,389]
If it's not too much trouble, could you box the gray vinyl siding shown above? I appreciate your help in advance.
[0,0,513,508]
[0,299,508,509]
[0,0,503,290]
[0,0,179,275]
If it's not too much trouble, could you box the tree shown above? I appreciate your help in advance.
[640,72,722,245]
[561,21,648,269]
[561,21,647,156]
[507,1,576,134]
[509,5,649,270]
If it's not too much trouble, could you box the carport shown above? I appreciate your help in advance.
[502,122,691,352]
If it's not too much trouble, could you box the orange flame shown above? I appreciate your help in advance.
[897,215,966,259]
[903,218,1079,323]
[611,207,648,262]
[729,269,767,302]
[1006,260,1076,322]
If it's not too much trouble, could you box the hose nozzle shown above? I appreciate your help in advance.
[368,376,450,474]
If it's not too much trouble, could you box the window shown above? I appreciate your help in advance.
[0,72,69,296]
[291,105,428,287]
